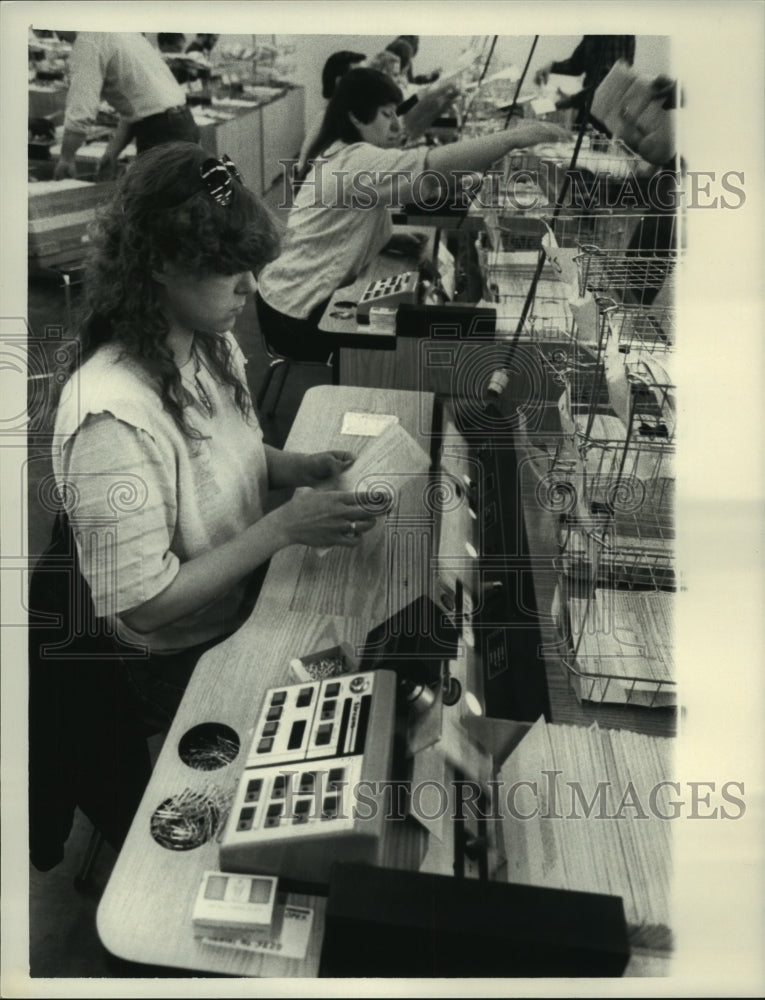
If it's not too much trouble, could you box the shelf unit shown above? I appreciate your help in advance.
[475,135,681,711]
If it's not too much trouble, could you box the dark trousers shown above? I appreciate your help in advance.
[133,105,200,154]
[124,559,270,731]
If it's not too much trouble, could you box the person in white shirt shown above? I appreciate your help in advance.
[53,31,200,180]
[52,141,379,725]
[256,68,570,365]
[296,50,367,177]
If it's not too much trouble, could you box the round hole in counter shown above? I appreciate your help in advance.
[150,788,223,851]
[178,722,240,771]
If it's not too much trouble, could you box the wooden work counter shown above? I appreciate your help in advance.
[97,382,673,977]
[97,386,435,976]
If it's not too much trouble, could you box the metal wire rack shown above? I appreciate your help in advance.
[553,537,676,707]
[605,301,676,355]
[545,337,676,705]
[573,246,676,304]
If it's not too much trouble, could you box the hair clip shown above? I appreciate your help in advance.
[199,155,244,206]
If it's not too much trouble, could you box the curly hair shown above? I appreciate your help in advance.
[75,141,280,438]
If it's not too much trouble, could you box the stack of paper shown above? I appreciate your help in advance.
[500,716,674,949]
[567,588,675,707]
[312,418,432,558]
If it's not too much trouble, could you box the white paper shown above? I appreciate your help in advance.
[313,421,431,557]
[340,411,399,437]
[530,96,557,116]
[336,420,431,493]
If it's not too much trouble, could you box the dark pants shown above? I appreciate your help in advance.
[124,633,229,733]
[124,559,270,731]
[255,291,340,382]
[133,105,200,154]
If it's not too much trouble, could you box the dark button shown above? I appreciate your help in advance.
[296,687,314,708]
[270,691,287,706]
[245,778,262,802]
[294,798,311,814]
[266,706,283,722]
[328,767,345,789]
[325,682,341,698]
[316,724,333,746]
[320,699,337,720]
[287,719,306,750]
[237,807,255,830]
[257,737,273,753]
[322,795,339,819]
[265,802,283,828]
[299,772,315,792]
[262,721,278,737]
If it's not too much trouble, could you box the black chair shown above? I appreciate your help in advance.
[255,328,336,417]
[28,511,153,878]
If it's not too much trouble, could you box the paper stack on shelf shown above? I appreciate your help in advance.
[567,588,675,706]
[500,716,674,949]
[28,178,114,267]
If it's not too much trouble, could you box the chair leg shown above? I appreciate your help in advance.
[268,360,291,417]
[256,359,284,412]
[73,826,104,892]
[62,271,73,333]
[329,351,340,386]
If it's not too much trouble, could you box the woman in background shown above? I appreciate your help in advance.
[394,35,441,85]
[256,68,569,364]
[384,38,415,98]
[297,49,367,176]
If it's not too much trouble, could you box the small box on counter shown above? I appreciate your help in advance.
[192,871,278,941]
[289,641,358,683]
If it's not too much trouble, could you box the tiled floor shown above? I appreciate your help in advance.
[26,184,332,978]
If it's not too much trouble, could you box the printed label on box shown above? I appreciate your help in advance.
[200,903,314,960]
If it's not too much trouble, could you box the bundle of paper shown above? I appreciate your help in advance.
[567,588,675,707]
[312,419,432,557]
[500,716,674,949]
[28,178,113,267]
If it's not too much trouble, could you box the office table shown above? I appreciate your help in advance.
[319,228,439,390]
[97,385,435,975]
[97,384,672,976]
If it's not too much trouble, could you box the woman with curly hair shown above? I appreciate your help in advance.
[52,141,378,725]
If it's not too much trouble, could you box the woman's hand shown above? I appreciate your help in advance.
[53,157,77,181]
[534,63,553,87]
[273,489,380,549]
[265,445,354,490]
[299,450,355,486]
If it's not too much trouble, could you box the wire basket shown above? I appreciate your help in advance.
[554,551,676,708]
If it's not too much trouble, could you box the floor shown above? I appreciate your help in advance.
[26,183,332,979]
